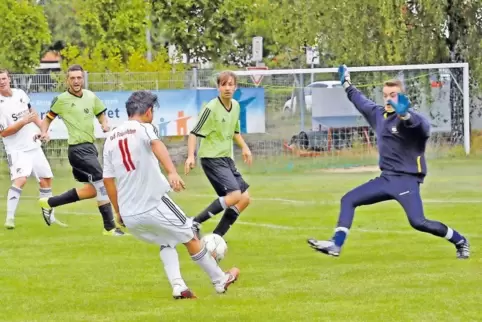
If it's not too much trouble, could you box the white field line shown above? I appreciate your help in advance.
[4,194,480,238]
[4,194,482,205]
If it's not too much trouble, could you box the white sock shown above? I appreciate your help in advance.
[191,246,225,283]
[39,187,52,199]
[39,187,55,219]
[159,246,186,289]
[6,186,22,220]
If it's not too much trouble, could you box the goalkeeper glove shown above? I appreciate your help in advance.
[338,64,352,89]
[387,93,411,118]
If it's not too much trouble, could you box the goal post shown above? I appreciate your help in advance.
[234,62,470,155]
[229,63,471,172]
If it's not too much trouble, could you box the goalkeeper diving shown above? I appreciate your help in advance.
[307,65,470,259]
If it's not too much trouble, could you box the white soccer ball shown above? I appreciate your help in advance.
[202,233,228,262]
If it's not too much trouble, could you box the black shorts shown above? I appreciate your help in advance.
[67,143,103,183]
[200,157,249,197]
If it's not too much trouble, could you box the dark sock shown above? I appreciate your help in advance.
[332,228,348,247]
[48,188,80,208]
[213,206,240,237]
[194,197,227,224]
[99,203,116,231]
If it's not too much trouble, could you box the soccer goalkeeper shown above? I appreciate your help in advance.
[307,65,470,259]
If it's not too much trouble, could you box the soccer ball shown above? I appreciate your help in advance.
[202,233,228,262]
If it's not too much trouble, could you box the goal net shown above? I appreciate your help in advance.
[224,63,470,173]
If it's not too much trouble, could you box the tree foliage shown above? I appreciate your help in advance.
[0,0,51,73]
[73,0,150,62]
[152,0,253,63]
[43,0,81,51]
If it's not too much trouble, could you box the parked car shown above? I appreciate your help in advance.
[283,80,342,114]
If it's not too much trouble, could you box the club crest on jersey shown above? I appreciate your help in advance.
[391,126,398,133]
[84,108,90,114]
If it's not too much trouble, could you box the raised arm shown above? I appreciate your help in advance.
[399,111,430,138]
[339,65,379,127]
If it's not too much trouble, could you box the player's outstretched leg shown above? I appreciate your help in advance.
[396,183,470,259]
[184,237,239,294]
[39,183,125,236]
[213,191,251,238]
[159,245,196,299]
[308,177,391,256]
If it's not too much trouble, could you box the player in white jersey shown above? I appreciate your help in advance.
[0,69,66,229]
[102,90,239,299]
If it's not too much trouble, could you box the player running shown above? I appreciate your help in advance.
[307,65,470,259]
[185,71,252,239]
[38,64,124,236]
[0,69,66,229]
[103,90,239,299]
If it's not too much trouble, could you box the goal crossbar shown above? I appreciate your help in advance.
[235,62,471,155]
[233,63,469,76]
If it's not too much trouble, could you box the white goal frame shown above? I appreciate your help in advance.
[235,63,471,155]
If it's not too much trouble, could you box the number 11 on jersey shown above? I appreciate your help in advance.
[118,138,135,172]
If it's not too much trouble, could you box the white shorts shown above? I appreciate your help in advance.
[122,195,194,248]
[6,148,53,181]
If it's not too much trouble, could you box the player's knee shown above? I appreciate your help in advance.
[409,218,429,232]
[240,192,251,206]
[225,190,242,205]
[38,177,52,188]
[92,180,110,203]
[340,191,359,208]
[12,177,28,189]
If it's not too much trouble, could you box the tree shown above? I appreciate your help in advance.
[0,0,51,73]
[58,46,187,91]
[42,0,83,51]
[152,0,253,64]
[73,0,150,62]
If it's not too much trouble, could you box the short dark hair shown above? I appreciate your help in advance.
[217,70,237,86]
[67,64,84,73]
[126,91,159,117]
[384,79,404,91]
[0,68,10,76]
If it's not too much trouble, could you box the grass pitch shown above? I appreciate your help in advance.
[0,158,480,322]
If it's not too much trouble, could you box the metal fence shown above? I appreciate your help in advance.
[0,68,478,175]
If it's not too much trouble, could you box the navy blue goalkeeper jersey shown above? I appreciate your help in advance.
[345,86,430,181]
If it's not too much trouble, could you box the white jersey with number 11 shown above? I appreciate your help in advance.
[102,120,171,217]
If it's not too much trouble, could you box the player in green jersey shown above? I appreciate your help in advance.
[185,71,252,239]
[38,64,125,236]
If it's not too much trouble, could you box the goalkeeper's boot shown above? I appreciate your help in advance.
[39,198,54,226]
[307,238,341,257]
[4,217,15,229]
[455,239,470,259]
[172,284,197,300]
[192,221,202,240]
[214,267,240,294]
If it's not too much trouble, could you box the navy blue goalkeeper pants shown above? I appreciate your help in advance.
[337,173,448,237]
